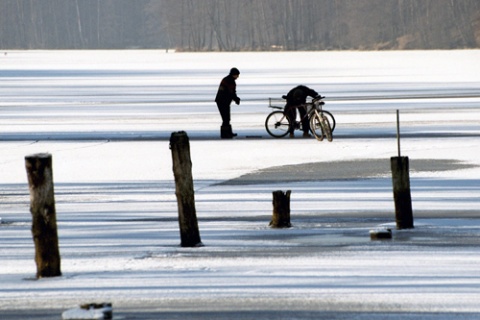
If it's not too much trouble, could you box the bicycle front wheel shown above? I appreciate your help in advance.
[309,113,325,141]
[265,111,291,138]
[309,109,336,132]
[322,115,333,142]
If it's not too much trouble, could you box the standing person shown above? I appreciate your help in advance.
[284,85,319,138]
[215,68,241,139]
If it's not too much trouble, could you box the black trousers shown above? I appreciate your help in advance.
[216,102,231,126]
[285,105,309,134]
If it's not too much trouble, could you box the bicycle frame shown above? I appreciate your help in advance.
[306,96,325,114]
[287,96,325,128]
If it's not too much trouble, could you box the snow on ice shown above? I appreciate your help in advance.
[1,50,480,319]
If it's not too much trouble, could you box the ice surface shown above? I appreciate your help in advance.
[1,50,480,319]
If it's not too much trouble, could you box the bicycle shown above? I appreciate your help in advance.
[265,95,335,141]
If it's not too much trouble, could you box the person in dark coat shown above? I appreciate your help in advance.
[284,85,319,138]
[215,68,241,138]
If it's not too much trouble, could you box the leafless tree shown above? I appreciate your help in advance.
[1,0,479,50]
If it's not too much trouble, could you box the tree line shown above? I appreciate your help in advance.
[1,0,479,50]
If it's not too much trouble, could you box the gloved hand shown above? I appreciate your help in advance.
[234,97,241,105]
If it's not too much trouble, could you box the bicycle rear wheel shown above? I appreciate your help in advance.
[265,111,291,138]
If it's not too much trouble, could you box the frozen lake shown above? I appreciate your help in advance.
[1,50,480,319]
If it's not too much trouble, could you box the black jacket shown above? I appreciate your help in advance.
[286,85,318,106]
[215,75,239,106]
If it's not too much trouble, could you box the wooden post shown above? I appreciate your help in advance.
[396,109,401,157]
[169,131,202,247]
[25,153,62,278]
[391,156,414,229]
[270,190,292,228]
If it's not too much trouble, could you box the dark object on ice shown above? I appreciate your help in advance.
[170,131,203,247]
[25,153,62,278]
[80,302,112,310]
[62,302,112,320]
[391,156,414,229]
[370,228,392,240]
[270,190,292,228]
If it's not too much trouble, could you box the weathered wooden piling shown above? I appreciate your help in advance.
[169,131,202,247]
[25,153,62,278]
[391,110,414,229]
[391,156,414,229]
[270,190,292,228]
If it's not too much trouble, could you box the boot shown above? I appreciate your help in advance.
[230,125,238,137]
[221,124,238,139]
[221,125,233,139]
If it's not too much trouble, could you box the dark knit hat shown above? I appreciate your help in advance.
[229,67,240,75]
